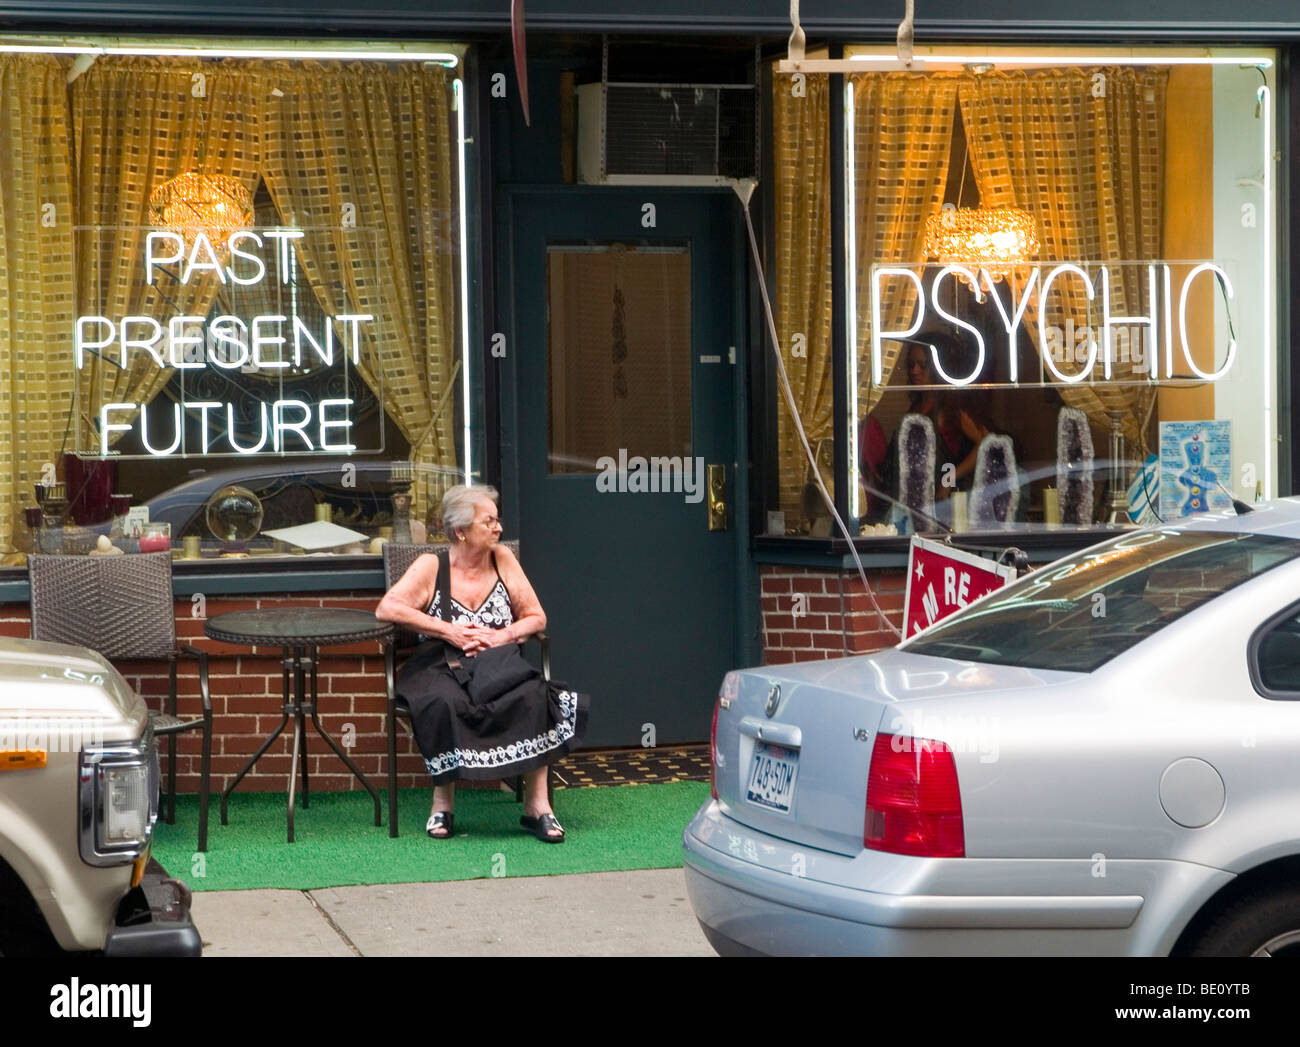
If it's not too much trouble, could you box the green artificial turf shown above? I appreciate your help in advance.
[150,782,710,892]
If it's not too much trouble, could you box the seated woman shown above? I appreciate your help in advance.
[376,484,586,843]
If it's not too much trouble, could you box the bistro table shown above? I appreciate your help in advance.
[205,607,394,842]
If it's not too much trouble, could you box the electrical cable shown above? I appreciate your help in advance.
[735,180,903,640]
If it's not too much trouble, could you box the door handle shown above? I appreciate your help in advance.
[707,463,727,531]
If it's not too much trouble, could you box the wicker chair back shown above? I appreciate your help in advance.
[28,552,177,660]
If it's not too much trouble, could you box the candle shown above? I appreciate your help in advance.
[183,535,201,559]
[1044,487,1061,527]
[315,503,333,523]
[140,522,171,553]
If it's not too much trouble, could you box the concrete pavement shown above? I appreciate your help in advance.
[190,868,716,956]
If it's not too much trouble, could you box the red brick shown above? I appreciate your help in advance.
[209,673,274,695]
[763,576,792,594]
[789,575,826,595]
[214,714,259,735]
[326,673,386,694]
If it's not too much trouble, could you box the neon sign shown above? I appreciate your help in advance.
[77,230,375,457]
[870,262,1237,387]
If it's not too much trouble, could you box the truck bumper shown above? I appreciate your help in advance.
[103,860,202,958]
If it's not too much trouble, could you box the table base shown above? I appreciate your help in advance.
[220,644,381,842]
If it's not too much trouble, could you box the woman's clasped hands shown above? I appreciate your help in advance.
[444,621,512,656]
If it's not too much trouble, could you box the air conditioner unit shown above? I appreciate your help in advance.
[577,80,758,186]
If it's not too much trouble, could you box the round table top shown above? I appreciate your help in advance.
[205,607,393,647]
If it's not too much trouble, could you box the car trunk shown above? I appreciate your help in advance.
[713,657,894,857]
[713,650,1068,858]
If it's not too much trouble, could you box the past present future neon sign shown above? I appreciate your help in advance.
[76,229,376,458]
[870,261,1239,387]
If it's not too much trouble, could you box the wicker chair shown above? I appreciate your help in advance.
[28,552,213,852]
[381,540,551,837]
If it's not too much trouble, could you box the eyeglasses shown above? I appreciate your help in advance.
[476,515,502,528]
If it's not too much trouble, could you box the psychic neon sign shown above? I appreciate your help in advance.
[870,261,1238,387]
[76,229,375,457]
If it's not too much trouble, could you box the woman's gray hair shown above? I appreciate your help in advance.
[439,484,499,538]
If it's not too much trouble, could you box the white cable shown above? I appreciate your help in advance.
[735,182,903,641]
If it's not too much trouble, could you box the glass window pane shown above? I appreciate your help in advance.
[546,244,692,474]
[904,531,1300,671]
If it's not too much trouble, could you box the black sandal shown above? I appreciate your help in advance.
[520,812,565,843]
[426,812,455,839]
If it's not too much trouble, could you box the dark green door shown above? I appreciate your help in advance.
[504,188,742,747]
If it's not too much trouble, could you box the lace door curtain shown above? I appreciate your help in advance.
[72,59,263,450]
[772,70,834,521]
[260,62,460,520]
[960,68,1167,449]
[0,55,76,563]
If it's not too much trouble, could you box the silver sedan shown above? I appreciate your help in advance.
[684,499,1300,956]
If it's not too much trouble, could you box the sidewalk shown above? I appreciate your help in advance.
[190,867,715,956]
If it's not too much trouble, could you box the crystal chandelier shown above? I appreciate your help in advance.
[923,206,1041,282]
[147,172,255,253]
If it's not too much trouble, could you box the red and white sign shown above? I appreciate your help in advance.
[902,536,1018,639]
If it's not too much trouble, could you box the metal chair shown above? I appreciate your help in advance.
[28,552,213,852]
[381,540,551,837]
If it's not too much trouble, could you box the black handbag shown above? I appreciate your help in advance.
[435,550,540,703]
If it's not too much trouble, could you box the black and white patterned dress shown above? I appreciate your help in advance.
[395,553,588,785]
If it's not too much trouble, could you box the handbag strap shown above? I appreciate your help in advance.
[435,550,452,623]
[436,550,472,687]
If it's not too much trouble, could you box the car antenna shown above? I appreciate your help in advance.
[1214,477,1254,515]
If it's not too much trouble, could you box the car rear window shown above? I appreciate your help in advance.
[903,530,1300,672]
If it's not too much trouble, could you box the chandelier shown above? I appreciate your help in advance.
[147,172,255,253]
[923,206,1041,282]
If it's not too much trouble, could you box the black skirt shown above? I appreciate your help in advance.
[396,642,589,785]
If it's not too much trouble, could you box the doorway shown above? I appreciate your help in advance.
[502,187,746,746]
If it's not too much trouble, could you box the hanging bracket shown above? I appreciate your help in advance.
[778,0,924,74]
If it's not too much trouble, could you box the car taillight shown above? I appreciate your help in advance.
[864,733,964,857]
[709,699,720,800]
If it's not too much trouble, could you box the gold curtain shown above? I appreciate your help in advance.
[260,62,460,520]
[72,58,263,449]
[0,55,76,563]
[960,68,1167,449]
[852,74,960,415]
[772,70,833,521]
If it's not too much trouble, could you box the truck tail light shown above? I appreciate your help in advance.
[864,733,964,857]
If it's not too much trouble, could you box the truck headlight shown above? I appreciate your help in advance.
[79,729,159,867]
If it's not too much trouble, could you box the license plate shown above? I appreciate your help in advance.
[745,741,799,813]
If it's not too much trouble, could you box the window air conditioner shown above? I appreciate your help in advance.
[576,80,758,186]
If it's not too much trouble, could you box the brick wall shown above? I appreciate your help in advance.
[759,566,908,664]
[0,592,427,795]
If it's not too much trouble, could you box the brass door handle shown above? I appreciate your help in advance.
[707,463,727,531]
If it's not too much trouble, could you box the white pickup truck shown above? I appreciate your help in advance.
[0,637,200,956]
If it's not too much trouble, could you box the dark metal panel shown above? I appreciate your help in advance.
[828,44,848,529]
[3,1,1300,36]
[1286,46,1298,496]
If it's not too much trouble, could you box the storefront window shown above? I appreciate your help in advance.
[0,45,472,565]
[769,46,1277,539]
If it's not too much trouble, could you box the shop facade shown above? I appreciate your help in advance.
[0,2,1296,792]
